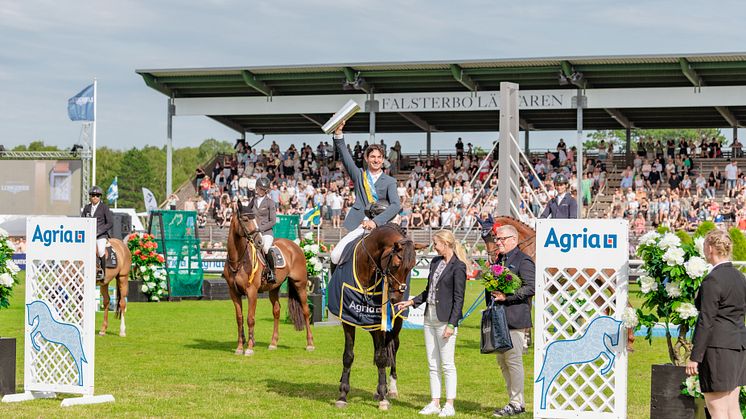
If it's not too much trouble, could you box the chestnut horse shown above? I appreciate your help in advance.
[223,199,314,355]
[478,215,634,349]
[98,238,132,337]
[334,224,424,411]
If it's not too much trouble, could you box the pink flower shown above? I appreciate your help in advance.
[491,264,504,275]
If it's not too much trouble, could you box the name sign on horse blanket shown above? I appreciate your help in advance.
[327,240,409,331]
[533,219,629,419]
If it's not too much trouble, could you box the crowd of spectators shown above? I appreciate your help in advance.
[604,137,746,245]
[185,134,746,243]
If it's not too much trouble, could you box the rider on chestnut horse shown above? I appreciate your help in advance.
[81,185,114,279]
[252,177,277,283]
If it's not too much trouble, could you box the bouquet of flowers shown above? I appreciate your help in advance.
[0,228,21,310]
[479,260,522,295]
[633,230,710,366]
[299,231,327,278]
[127,233,168,301]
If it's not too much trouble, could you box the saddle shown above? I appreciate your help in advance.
[105,245,118,268]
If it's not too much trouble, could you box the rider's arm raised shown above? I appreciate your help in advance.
[333,125,361,183]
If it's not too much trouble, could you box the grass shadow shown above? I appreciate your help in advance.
[185,338,290,353]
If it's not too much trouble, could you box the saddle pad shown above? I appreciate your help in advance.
[326,240,410,331]
[105,246,118,268]
[270,246,286,268]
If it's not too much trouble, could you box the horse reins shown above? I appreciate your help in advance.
[227,213,257,275]
[359,225,409,294]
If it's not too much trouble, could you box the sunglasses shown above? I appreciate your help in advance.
[494,236,515,242]
[89,194,102,197]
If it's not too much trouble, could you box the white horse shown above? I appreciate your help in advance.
[535,316,622,409]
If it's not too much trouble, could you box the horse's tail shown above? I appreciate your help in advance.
[286,280,305,331]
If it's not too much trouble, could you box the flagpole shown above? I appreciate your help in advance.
[92,78,98,187]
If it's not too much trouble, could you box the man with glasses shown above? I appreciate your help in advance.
[540,173,577,219]
[488,224,536,417]
[81,186,114,279]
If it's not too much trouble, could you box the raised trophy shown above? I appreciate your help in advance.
[321,100,361,134]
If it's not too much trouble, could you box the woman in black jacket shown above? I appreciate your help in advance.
[396,229,467,417]
[686,229,746,418]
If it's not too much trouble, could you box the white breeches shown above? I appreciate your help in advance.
[96,238,107,257]
[261,234,273,253]
[331,226,366,264]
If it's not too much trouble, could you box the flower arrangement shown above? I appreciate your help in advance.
[0,228,21,310]
[478,260,522,294]
[299,231,327,278]
[633,230,710,366]
[126,233,168,301]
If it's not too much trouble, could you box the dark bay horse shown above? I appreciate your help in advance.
[98,239,132,337]
[334,224,425,411]
[479,215,634,349]
[223,200,314,355]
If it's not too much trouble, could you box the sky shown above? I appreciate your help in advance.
[1,0,746,154]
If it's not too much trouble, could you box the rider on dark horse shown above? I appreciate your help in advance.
[81,185,114,280]
[253,177,278,283]
[330,121,401,268]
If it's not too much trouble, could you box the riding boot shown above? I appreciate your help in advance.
[265,251,276,284]
[98,255,106,280]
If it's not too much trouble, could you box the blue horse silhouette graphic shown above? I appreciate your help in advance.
[535,316,622,409]
[27,300,88,386]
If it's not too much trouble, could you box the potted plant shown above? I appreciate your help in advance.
[0,228,21,396]
[631,230,710,418]
[126,233,168,302]
[299,232,327,323]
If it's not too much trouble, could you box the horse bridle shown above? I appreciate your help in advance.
[227,208,260,275]
[360,225,409,294]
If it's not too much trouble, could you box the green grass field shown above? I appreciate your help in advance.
[0,275,668,418]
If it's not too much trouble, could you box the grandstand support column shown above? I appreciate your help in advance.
[366,92,378,143]
[497,82,520,218]
[524,129,529,156]
[575,88,585,218]
[426,128,432,156]
[166,97,174,197]
[626,127,632,166]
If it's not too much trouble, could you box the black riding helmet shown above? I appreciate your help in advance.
[89,186,103,196]
[365,200,389,219]
[553,174,569,185]
[256,177,270,190]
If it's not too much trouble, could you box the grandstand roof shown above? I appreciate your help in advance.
[137,52,746,134]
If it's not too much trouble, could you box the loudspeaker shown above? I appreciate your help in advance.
[111,213,132,240]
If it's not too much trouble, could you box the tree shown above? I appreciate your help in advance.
[117,148,155,211]
[12,141,61,151]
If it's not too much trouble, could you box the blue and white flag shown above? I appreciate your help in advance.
[301,205,321,227]
[107,177,118,203]
[67,84,95,121]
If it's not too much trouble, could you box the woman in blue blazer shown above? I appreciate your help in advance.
[396,230,467,417]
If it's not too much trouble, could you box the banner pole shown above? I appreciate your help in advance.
[92,78,98,187]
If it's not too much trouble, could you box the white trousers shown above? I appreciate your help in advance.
[331,226,365,264]
[96,238,107,257]
[424,305,457,400]
[260,234,273,253]
[496,329,527,408]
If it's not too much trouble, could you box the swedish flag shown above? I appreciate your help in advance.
[302,205,321,226]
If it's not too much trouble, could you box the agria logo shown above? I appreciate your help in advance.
[543,227,617,253]
[32,225,86,247]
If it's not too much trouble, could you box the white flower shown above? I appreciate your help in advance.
[662,247,686,266]
[293,239,300,245]
[665,281,682,298]
[5,260,20,275]
[0,228,8,238]
[152,296,160,302]
[685,375,702,396]
[658,233,682,250]
[684,256,710,279]
[140,266,147,273]
[676,303,699,319]
[160,281,167,288]
[639,275,657,294]
[0,273,13,287]
[141,284,150,292]
[622,307,639,329]
[5,241,14,252]
[304,232,314,241]
[310,244,320,253]
[639,231,660,246]
[314,261,323,272]
[694,237,705,256]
